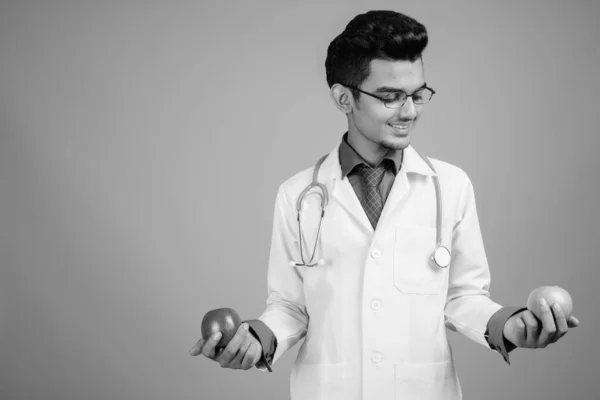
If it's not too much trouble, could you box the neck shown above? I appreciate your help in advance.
[347,126,391,167]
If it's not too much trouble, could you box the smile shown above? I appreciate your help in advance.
[388,123,411,131]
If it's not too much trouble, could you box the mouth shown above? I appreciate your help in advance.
[387,122,412,135]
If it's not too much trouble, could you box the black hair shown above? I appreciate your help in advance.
[325,10,428,99]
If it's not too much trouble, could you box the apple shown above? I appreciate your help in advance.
[201,308,242,349]
[526,285,573,321]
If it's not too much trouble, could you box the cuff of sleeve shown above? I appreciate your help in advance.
[245,319,277,372]
[485,306,527,365]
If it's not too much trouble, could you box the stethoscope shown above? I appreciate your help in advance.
[290,150,451,269]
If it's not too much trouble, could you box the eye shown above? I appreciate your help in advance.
[412,90,424,101]
[384,92,405,102]
[413,88,433,103]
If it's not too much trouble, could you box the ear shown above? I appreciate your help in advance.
[329,84,354,114]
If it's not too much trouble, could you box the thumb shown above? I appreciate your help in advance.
[189,337,205,356]
[567,316,580,328]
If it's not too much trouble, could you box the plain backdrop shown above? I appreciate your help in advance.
[1,1,599,399]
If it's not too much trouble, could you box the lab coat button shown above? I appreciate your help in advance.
[371,249,382,259]
[371,352,383,363]
[371,299,382,310]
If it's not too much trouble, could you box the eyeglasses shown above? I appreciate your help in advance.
[343,84,436,109]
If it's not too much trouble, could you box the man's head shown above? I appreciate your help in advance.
[326,10,432,159]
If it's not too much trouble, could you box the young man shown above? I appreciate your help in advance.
[190,10,579,399]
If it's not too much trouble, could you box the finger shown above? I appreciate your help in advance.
[225,333,254,370]
[567,316,580,328]
[189,337,206,356]
[215,323,249,367]
[201,332,223,359]
[521,311,539,348]
[551,303,569,342]
[537,298,557,347]
[241,340,261,370]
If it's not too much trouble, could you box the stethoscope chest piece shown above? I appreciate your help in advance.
[432,246,451,268]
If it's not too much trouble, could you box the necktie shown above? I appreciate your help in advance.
[359,164,386,229]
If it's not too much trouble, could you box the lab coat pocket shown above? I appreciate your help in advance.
[394,359,461,400]
[393,225,449,295]
[290,363,349,400]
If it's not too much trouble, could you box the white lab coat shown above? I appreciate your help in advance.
[258,142,503,400]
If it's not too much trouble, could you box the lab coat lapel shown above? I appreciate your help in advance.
[333,177,373,231]
[316,142,435,234]
[318,143,373,233]
[377,169,410,233]
[376,145,436,233]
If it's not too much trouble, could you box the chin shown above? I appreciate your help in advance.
[381,135,411,151]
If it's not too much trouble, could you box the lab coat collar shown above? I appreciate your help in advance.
[317,141,435,184]
[315,140,436,233]
[401,145,436,177]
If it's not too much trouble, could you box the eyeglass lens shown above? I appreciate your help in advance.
[384,88,433,108]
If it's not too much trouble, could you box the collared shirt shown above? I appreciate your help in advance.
[246,134,524,370]
[339,131,403,207]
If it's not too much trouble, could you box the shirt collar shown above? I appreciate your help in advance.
[339,132,404,179]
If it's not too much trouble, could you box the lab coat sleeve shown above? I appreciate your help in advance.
[444,173,504,349]
[257,185,309,366]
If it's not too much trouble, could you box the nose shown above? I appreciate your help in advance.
[399,97,417,119]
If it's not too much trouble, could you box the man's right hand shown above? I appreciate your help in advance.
[189,322,263,370]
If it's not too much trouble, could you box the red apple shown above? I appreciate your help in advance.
[526,285,573,321]
[201,308,242,348]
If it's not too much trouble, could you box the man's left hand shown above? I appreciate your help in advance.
[503,298,580,349]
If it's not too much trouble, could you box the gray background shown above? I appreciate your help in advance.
[1,1,599,399]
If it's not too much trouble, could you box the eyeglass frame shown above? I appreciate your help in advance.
[342,83,436,109]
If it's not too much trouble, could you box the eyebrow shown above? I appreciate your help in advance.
[374,83,427,93]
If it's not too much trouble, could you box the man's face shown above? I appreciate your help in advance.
[348,58,426,153]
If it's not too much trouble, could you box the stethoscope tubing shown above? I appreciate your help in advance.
[292,149,450,268]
